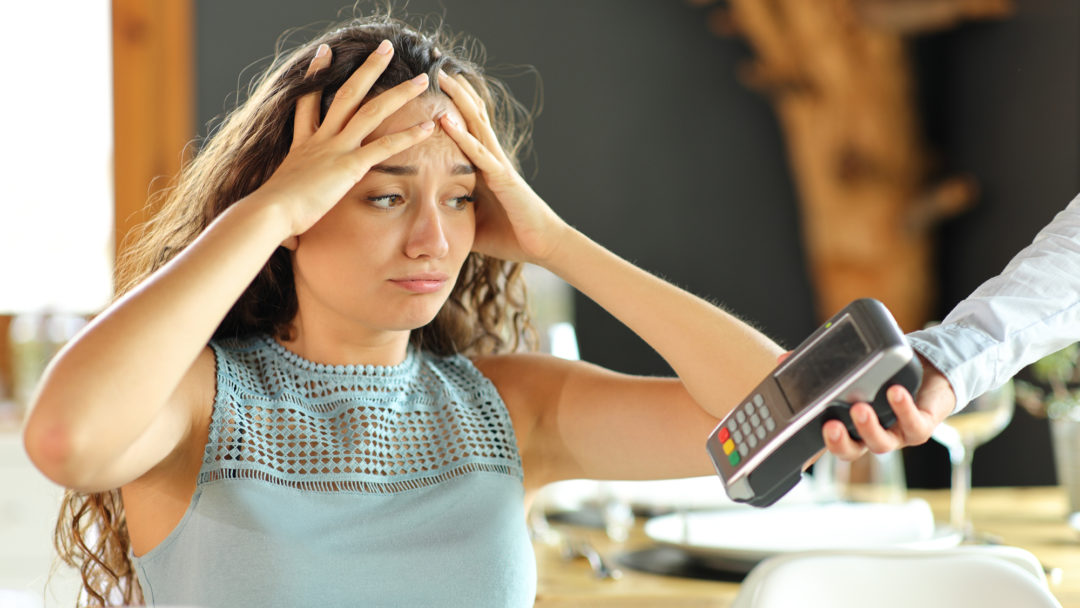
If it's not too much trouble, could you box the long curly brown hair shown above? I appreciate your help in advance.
[54,10,538,605]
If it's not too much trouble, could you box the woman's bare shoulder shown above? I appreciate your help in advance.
[471,352,574,394]
[126,345,216,487]
[185,345,218,421]
[471,353,572,422]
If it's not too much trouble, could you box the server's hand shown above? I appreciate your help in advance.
[823,356,956,459]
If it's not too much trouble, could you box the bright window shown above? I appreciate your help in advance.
[0,2,113,314]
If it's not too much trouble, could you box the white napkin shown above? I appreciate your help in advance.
[646,499,947,560]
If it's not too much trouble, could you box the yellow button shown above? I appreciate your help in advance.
[723,439,735,455]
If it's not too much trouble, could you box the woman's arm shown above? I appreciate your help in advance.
[477,350,771,489]
[477,230,782,487]
[439,72,782,484]
[24,199,289,492]
[23,43,434,492]
[434,72,782,406]
[545,228,783,412]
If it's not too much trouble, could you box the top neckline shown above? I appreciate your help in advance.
[261,335,420,377]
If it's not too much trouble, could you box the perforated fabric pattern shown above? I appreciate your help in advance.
[200,335,523,494]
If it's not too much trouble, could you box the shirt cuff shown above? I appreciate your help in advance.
[907,324,999,414]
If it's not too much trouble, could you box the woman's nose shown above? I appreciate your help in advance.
[404,200,450,259]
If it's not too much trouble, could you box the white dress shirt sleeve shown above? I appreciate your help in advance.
[906,193,1080,412]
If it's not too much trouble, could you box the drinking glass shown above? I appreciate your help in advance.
[813,449,908,504]
[930,380,1015,535]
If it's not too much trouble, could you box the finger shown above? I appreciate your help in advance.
[452,73,497,140]
[350,119,436,172]
[341,73,431,144]
[887,385,934,445]
[915,365,958,425]
[437,111,505,174]
[436,70,477,104]
[848,403,901,454]
[437,72,485,127]
[802,448,826,472]
[437,71,504,155]
[777,351,792,364]
[452,73,487,118]
[292,44,332,148]
[320,39,395,134]
[822,419,868,461]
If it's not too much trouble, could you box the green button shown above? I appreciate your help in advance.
[728,451,741,466]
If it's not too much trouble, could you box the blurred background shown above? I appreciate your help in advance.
[199,0,1072,488]
[0,2,1077,600]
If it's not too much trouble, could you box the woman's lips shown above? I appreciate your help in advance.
[389,273,449,294]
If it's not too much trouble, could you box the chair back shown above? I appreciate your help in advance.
[732,546,1060,608]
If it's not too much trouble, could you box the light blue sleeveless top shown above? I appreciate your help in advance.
[132,334,535,607]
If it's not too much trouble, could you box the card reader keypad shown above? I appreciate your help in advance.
[718,394,775,467]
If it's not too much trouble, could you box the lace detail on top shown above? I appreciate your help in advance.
[201,335,523,494]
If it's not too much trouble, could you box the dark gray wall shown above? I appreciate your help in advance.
[194,1,1078,487]
[194,0,815,360]
[905,0,1080,487]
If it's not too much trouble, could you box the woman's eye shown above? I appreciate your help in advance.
[448,195,476,211]
[367,194,404,209]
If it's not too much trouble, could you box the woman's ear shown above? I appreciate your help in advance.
[282,235,299,250]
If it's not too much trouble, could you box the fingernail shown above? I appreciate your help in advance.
[853,408,869,424]
[375,40,392,55]
[827,425,843,441]
[315,43,330,59]
[411,73,429,86]
[442,113,458,128]
[419,120,435,131]
[890,386,904,402]
[437,69,449,79]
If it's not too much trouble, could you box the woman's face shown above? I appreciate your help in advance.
[291,94,476,337]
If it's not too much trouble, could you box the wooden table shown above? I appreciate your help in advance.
[534,486,1080,607]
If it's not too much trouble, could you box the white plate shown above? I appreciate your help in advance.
[1068,512,1080,535]
[644,499,962,562]
[608,475,817,513]
[538,475,817,515]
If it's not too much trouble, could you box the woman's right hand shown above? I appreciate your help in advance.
[24,41,437,493]
[256,40,436,240]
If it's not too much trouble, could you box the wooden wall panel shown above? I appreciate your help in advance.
[0,2,194,408]
[112,0,194,264]
[709,0,1012,331]
[0,316,10,402]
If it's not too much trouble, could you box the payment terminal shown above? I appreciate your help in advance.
[706,298,922,507]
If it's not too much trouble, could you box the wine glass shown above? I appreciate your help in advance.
[931,379,1016,536]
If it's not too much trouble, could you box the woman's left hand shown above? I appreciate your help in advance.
[436,71,569,264]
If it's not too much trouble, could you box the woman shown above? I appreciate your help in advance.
[26,10,820,607]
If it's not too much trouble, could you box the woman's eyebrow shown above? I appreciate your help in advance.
[370,164,417,176]
[370,163,477,175]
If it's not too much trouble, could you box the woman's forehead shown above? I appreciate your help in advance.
[366,95,460,138]
[380,133,470,169]
[364,96,470,167]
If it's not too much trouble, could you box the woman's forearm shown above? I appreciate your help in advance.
[24,194,291,476]
[542,228,784,416]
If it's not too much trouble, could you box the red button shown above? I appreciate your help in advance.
[718,427,730,442]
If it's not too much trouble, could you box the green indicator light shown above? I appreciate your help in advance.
[825,321,832,328]
[729,452,741,466]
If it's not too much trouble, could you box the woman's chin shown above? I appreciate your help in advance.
[390,308,444,332]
